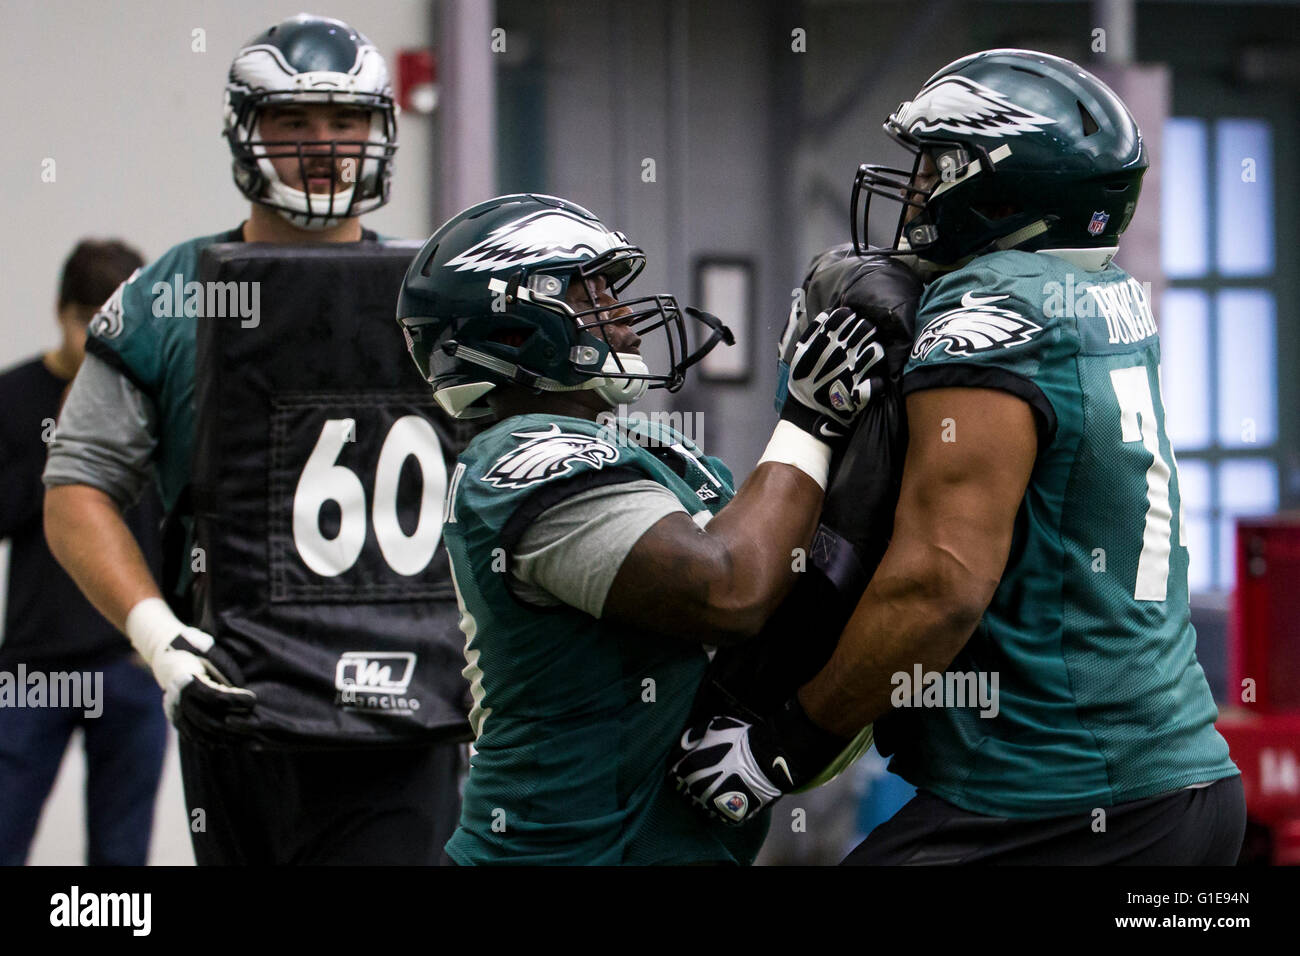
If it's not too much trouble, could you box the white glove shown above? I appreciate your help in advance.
[125,598,256,725]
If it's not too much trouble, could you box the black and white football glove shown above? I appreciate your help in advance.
[780,306,885,445]
[125,598,256,731]
[152,628,257,732]
[669,697,847,826]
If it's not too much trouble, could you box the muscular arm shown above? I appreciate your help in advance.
[536,301,882,647]
[602,459,824,646]
[797,387,1038,737]
[42,351,163,633]
[44,484,161,632]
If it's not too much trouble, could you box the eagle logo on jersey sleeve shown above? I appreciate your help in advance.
[481,423,620,489]
[896,76,1057,139]
[86,269,140,340]
[911,292,1043,360]
[445,211,628,273]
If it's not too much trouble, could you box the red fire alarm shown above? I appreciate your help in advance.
[395,49,437,114]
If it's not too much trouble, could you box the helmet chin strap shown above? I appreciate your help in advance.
[896,252,953,281]
[261,175,357,230]
[590,353,650,406]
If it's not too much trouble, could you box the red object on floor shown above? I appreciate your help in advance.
[1220,516,1300,864]
[1216,710,1300,864]
[1231,517,1300,714]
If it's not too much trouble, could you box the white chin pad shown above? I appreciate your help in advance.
[592,352,650,406]
[262,176,357,230]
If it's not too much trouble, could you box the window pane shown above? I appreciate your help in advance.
[1216,119,1274,277]
[1177,458,1213,592]
[1217,458,1278,587]
[1161,118,1208,278]
[1160,289,1211,450]
[1220,459,1278,511]
[1216,289,1276,448]
[1186,515,1214,592]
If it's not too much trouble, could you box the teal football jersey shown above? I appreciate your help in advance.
[85,228,243,519]
[885,250,1238,817]
[442,413,770,864]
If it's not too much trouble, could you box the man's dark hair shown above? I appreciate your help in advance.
[58,238,145,312]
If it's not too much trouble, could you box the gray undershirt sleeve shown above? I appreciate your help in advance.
[42,352,159,511]
[511,479,689,617]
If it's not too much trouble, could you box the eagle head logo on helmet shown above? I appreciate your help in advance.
[445,211,631,274]
[894,76,1058,139]
[396,194,736,421]
[851,49,1148,269]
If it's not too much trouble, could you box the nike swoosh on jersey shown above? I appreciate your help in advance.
[960,291,1011,308]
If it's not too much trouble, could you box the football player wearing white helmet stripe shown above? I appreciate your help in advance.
[224,15,397,232]
[44,14,464,866]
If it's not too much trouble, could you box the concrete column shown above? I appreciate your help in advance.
[435,0,498,224]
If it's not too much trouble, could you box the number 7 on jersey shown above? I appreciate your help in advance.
[1109,365,1181,602]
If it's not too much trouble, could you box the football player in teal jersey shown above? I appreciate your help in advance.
[46,12,397,729]
[672,50,1245,864]
[397,193,886,864]
[43,15,464,865]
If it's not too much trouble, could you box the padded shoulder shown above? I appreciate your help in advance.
[85,230,238,390]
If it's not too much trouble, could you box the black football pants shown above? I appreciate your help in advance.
[179,735,462,865]
[842,774,1245,865]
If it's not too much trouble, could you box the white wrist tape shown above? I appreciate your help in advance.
[758,420,833,490]
[124,597,204,660]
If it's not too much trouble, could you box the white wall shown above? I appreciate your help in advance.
[5,0,435,867]
[1,0,435,372]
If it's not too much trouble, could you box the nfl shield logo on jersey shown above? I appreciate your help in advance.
[1087,211,1110,236]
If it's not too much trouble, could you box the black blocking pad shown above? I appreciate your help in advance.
[193,242,473,747]
[703,247,921,719]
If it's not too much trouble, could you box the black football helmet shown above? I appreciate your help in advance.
[397,194,733,419]
[852,49,1148,270]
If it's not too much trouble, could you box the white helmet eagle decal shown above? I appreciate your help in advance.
[895,76,1057,138]
[446,211,628,273]
[912,293,1043,359]
[481,424,621,489]
[227,41,391,98]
